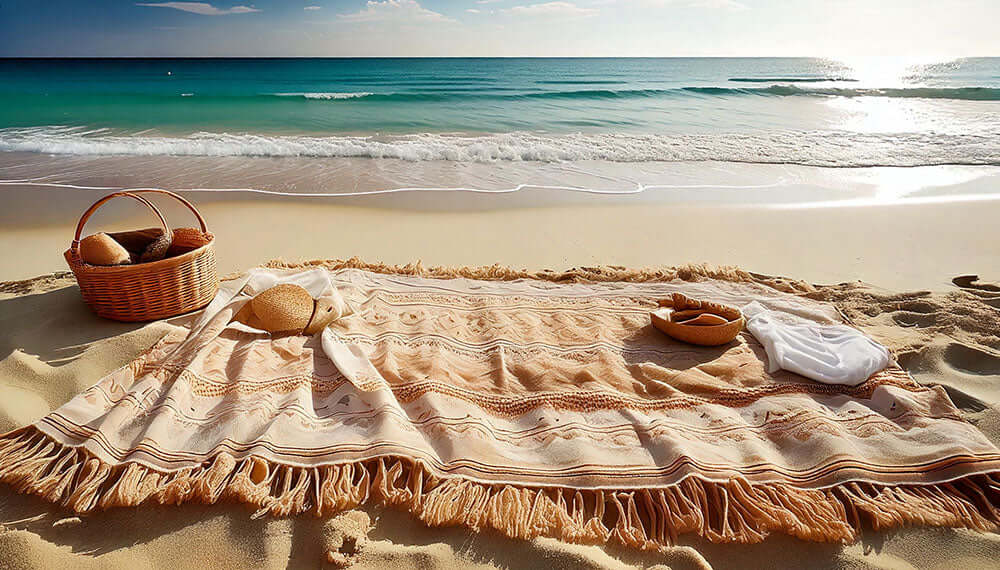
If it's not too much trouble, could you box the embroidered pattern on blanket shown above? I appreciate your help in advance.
[2,262,999,549]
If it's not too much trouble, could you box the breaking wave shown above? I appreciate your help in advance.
[274,92,374,100]
[265,86,1000,102]
[682,85,1000,100]
[728,77,857,83]
[31,87,999,105]
[2,127,998,167]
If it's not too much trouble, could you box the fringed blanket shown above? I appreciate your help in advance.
[2,261,999,550]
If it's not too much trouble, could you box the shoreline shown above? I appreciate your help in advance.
[3,194,997,290]
[1,160,999,290]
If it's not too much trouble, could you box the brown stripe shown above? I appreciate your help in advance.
[38,414,1000,483]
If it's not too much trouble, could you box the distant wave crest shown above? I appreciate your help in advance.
[274,92,374,100]
[683,85,1000,100]
[184,85,1000,103]
[728,77,858,83]
[1,127,999,167]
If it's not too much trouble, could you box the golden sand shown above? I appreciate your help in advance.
[1,186,998,568]
[1,263,998,569]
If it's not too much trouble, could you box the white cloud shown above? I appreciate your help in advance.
[503,2,597,17]
[476,0,503,3]
[685,0,747,10]
[642,0,748,10]
[304,5,322,10]
[466,8,481,13]
[337,0,454,23]
[136,2,260,15]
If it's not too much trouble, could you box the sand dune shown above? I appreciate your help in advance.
[0,268,997,569]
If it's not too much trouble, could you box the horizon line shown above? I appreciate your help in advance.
[1,55,996,60]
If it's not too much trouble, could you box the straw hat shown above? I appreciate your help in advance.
[232,302,265,330]
[250,284,314,334]
[304,296,340,335]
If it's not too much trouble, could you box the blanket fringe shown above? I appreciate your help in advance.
[258,257,764,286]
[2,428,998,549]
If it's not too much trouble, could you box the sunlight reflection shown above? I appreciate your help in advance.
[831,56,958,87]
[769,191,1000,210]
[818,57,977,134]
[825,97,925,133]
[769,166,996,209]
[849,166,988,201]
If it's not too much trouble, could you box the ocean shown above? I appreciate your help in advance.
[2,57,999,196]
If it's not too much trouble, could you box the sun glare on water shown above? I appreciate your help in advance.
[832,55,960,87]
[820,56,968,134]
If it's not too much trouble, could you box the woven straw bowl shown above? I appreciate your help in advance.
[64,189,218,322]
[650,305,744,347]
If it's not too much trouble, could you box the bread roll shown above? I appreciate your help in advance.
[139,233,172,263]
[167,227,213,256]
[670,309,707,322]
[79,233,131,266]
[677,313,728,326]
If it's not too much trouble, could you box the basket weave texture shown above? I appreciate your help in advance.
[64,190,218,322]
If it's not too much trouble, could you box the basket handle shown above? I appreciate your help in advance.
[71,192,170,251]
[126,189,210,233]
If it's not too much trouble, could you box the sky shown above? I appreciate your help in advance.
[1,0,999,57]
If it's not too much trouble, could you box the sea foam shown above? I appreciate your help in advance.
[275,92,374,100]
[267,86,1000,102]
[1,127,998,167]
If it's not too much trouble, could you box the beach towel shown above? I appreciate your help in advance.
[2,260,999,550]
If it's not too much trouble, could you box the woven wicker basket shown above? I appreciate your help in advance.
[65,189,219,322]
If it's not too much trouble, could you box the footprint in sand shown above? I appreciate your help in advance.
[945,343,1000,376]
[941,343,1000,414]
[953,274,1000,309]
[898,343,999,414]
[953,275,1000,293]
[890,299,937,328]
[891,311,936,328]
[940,383,990,413]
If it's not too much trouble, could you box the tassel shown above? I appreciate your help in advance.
[1,428,999,550]
[191,452,237,504]
[64,458,112,513]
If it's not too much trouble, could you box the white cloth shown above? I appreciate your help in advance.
[742,301,890,386]
[321,328,387,391]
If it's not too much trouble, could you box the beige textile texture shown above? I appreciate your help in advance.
[2,261,999,550]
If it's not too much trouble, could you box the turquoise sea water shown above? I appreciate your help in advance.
[1,57,1000,167]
